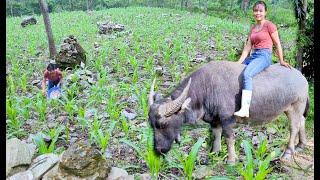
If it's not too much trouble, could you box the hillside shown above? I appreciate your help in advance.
[6,7,313,179]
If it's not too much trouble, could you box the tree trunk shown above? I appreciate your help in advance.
[296,0,307,71]
[39,0,57,59]
[241,0,250,12]
[69,0,72,11]
[9,0,13,16]
[86,0,89,11]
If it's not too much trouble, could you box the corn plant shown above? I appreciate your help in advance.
[6,99,26,138]
[121,127,162,179]
[65,83,79,100]
[33,126,64,155]
[88,116,117,154]
[34,93,47,122]
[20,73,28,93]
[119,115,129,136]
[7,75,16,95]
[19,97,32,120]
[63,98,77,121]
[77,106,88,131]
[143,57,154,75]
[237,139,277,180]
[135,86,149,118]
[175,138,205,180]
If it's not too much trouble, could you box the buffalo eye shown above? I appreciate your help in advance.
[160,122,168,129]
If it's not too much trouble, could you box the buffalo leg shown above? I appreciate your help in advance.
[296,115,307,152]
[283,109,301,159]
[221,119,237,164]
[211,124,222,152]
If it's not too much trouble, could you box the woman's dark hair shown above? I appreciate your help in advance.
[47,63,58,71]
[253,1,267,11]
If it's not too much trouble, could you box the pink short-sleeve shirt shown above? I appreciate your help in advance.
[249,20,277,50]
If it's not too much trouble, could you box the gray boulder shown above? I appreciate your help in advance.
[55,35,86,70]
[21,16,37,27]
[6,138,35,176]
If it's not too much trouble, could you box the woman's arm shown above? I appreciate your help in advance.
[238,38,252,64]
[41,77,47,96]
[270,30,291,68]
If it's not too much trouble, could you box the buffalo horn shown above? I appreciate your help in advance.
[158,78,192,117]
[148,78,156,107]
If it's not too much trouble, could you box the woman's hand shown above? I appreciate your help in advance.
[280,60,292,69]
[42,90,47,96]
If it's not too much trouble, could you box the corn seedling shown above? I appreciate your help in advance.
[237,139,277,180]
[33,126,64,155]
[34,93,47,122]
[120,115,129,136]
[7,75,16,95]
[175,137,205,180]
[20,97,32,120]
[135,86,149,118]
[20,74,28,92]
[77,106,88,131]
[121,127,162,179]
[89,118,116,154]
[7,99,26,138]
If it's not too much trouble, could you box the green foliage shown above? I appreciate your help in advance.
[237,139,277,180]
[6,5,313,178]
[121,127,162,179]
[33,126,64,155]
[175,138,205,180]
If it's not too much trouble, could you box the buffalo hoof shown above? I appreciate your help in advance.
[211,146,221,153]
[280,152,293,161]
[295,146,304,152]
[226,159,236,165]
[295,143,305,152]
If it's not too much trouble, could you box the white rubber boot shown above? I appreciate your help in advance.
[234,90,252,118]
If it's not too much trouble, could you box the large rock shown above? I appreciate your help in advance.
[42,163,102,180]
[97,21,125,34]
[7,170,34,180]
[21,16,37,27]
[59,140,110,178]
[7,154,59,180]
[55,35,86,69]
[6,138,36,176]
[29,153,59,179]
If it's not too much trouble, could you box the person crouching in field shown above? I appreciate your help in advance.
[41,63,63,97]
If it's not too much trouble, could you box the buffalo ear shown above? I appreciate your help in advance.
[181,98,191,111]
[175,133,181,144]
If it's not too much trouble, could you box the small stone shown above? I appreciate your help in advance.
[85,108,96,119]
[107,167,128,180]
[266,126,277,134]
[192,165,213,179]
[122,109,137,120]
[135,173,151,180]
[252,136,259,146]
[31,79,41,85]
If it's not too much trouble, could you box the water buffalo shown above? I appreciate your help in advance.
[148,61,309,164]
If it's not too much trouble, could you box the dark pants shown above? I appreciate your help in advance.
[48,80,59,91]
